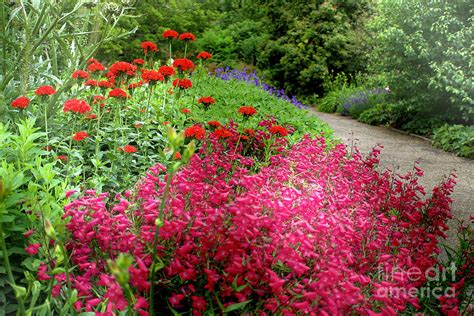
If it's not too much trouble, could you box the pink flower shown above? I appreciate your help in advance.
[25,243,41,255]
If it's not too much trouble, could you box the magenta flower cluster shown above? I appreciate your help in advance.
[41,130,458,315]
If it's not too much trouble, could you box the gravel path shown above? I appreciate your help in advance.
[311,111,473,250]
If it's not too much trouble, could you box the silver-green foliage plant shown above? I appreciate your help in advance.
[0,0,135,122]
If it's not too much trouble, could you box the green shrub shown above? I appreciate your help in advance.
[432,124,474,158]
[317,86,358,113]
[367,0,473,126]
[358,104,389,125]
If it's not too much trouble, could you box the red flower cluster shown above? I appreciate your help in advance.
[98,80,113,89]
[85,79,98,87]
[180,108,190,114]
[108,88,128,99]
[35,85,56,96]
[141,70,164,83]
[123,145,137,153]
[11,96,30,109]
[163,29,179,39]
[197,96,215,109]
[140,41,158,54]
[172,78,192,90]
[207,121,222,128]
[63,99,91,114]
[179,32,196,41]
[184,125,205,140]
[212,128,233,139]
[87,61,105,73]
[158,65,175,78]
[196,51,212,60]
[238,106,257,117]
[133,58,145,65]
[269,125,288,137]
[72,70,90,80]
[72,131,89,141]
[173,58,195,72]
[109,62,137,77]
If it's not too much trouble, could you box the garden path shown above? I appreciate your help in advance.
[310,110,473,251]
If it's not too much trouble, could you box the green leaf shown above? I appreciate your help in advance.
[223,300,252,313]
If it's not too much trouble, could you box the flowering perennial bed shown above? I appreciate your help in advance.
[58,130,459,315]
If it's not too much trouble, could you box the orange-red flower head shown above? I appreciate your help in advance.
[197,51,212,60]
[163,29,179,39]
[11,96,30,109]
[35,85,56,96]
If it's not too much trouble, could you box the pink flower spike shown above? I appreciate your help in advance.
[65,190,77,198]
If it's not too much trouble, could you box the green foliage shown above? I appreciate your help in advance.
[256,0,371,97]
[317,86,357,113]
[367,0,474,126]
[358,104,388,125]
[0,0,133,120]
[99,0,225,61]
[0,119,66,314]
[432,124,474,158]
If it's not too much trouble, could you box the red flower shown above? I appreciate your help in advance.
[207,120,222,128]
[243,128,256,138]
[37,262,50,281]
[141,41,158,54]
[35,85,56,96]
[72,70,90,80]
[57,155,68,162]
[163,121,170,125]
[87,62,105,73]
[180,108,190,114]
[179,32,196,41]
[63,99,91,114]
[172,78,192,89]
[163,29,179,39]
[269,125,288,137]
[72,131,89,141]
[238,106,257,117]
[198,96,215,105]
[197,51,212,60]
[97,80,113,89]
[25,243,41,255]
[213,128,233,139]
[84,79,98,87]
[133,58,145,65]
[191,296,206,311]
[84,113,97,120]
[124,145,137,153]
[173,58,195,72]
[184,125,205,140]
[109,61,137,77]
[173,152,182,160]
[133,123,143,128]
[23,229,35,238]
[11,96,30,109]
[158,65,176,78]
[109,88,128,99]
[141,70,164,83]
[87,57,99,64]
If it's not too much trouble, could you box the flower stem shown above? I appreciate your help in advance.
[0,204,26,315]
[149,171,173,315]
